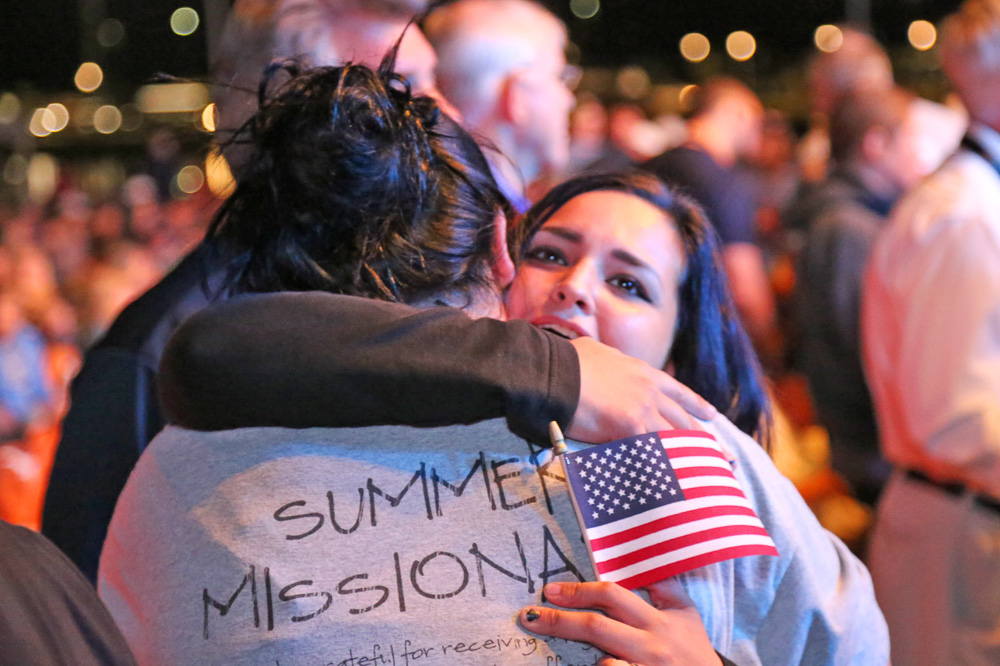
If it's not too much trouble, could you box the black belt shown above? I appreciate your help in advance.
[905,469,1000,516]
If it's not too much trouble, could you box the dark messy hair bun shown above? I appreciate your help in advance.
[207,55,509,304]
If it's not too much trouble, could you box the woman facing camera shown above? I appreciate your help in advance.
[126,63,886,664]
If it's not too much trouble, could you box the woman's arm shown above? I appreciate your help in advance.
[159,292,715,443]
[519,581,727,666]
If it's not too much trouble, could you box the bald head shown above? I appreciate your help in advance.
[424,0,573,182]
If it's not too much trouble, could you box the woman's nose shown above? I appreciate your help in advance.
[553,271,595,314]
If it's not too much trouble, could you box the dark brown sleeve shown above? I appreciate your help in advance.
[158,292,580,443]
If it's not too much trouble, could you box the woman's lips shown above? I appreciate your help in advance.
[530,315,591,340]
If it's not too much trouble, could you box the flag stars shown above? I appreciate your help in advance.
[669,488,678,496]
[655,492,663,500]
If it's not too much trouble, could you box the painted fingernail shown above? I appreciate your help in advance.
[525,609,541,622]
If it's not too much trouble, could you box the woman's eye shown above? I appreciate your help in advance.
[609,275,651,302]
[525,245,567,266]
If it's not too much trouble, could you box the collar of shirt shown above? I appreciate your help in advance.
[966,122,1000,165]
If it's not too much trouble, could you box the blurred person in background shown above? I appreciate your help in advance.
[863,1,1000,662]
[43,0,440,581]
[793,87,924,509]
[0,289,58,530]
[424,0,576,211]
[643,78,779,364]
[799,26,894,185]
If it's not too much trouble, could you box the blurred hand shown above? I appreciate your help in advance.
[519,580,722,666]
[567,337,716,443]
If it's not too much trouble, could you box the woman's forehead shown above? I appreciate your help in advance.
[542,190,684,274]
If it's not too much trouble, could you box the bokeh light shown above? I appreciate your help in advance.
[569,0,600,19]
[97,18,125,48]
[678,84,700,112]
[909,20,937,51]
[0,93,21,125]
[616,67,650,100]
[679,33,711,63]
[171,8,200,36]
[726,31,757,61]
[206,147,236,199]
[814,24,844,53]
[44,103,69,132]
[27,154,59,204]
[3,154,28,186]
[201,103,217,132]
[93,105,123,134]
[176,165,205,194]
[29,109,52,137]
[75,62,104,93]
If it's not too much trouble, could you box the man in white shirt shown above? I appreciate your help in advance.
[862,1,1000,663]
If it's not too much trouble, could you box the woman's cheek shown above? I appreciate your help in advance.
[602,312,672,370]
[505,273,536,320]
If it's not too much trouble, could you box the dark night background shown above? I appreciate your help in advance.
[1,1,963,93]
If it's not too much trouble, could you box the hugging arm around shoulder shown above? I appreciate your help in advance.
[158,292,579,443]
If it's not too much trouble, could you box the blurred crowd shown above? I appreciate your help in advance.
[2,0,998,663]
[0,130,215,528]
[0,22,969,547]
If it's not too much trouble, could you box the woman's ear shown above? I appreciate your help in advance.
[491,210,516,288]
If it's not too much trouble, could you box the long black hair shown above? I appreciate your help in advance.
[206,53,510,305]
[511,171,770,442]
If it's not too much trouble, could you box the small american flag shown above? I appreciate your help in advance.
[561,430,778,590]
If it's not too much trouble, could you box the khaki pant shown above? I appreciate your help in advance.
[869,471,1000,666]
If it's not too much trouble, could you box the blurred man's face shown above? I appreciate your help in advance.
[879,107,927,190]
[515,32,576,173]
[733,95,765,159]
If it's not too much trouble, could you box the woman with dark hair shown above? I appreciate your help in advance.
[207,57,514,308]
[113,56,885,664]
[508,171,768,442]
[99,60,731,664]
[150,171,886,663]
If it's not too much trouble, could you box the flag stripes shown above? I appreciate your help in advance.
[561,430,778,590]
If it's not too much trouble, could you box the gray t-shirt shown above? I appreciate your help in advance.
[99,418,888,665]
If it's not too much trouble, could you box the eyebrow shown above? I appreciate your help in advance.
[538,225,658,275]
[538,226,583,243]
